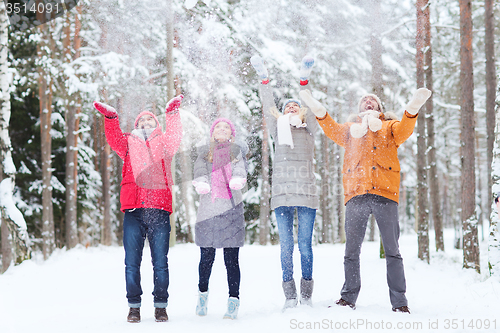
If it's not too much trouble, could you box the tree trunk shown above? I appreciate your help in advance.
[485,0,496,238]
[368,215,376,242]
[65,103,79,248]
[179,141,194,243]
[101,117,112,246]
[422,0,443,252]
[64,10,82,249]
[320,135,330,243]
[459,0,479,273]
[259,115,270,245]
[488,106,500,276]
[1,220,11,273]
[38,20,55,260]
[166,0,176,247]
[369,0,383,98]
[416,0,429,263]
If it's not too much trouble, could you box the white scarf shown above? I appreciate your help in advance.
[277,114,307,149]
[131,128,155,141]
[350,111,382,138]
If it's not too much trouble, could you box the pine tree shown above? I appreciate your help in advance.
[0,3,30,272]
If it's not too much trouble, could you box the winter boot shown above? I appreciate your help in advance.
[334,298,356,310]
[393,306,410,314]
[127,307,140,323]
[282,279,298,311]
[154,307,168,322]
[223,297,240,320]
[299,278,314,306]
[196,290,209,316]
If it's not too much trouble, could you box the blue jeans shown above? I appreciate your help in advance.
[123,208,171,308]
[275,206,316,282]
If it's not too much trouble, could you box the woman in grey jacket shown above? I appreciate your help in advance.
[192,118,247,320]
[251,55,319,310]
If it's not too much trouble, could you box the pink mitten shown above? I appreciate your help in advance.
[229,177,246,190]
[192,181,210,194]
[93,102,118,118]
[166,95,184,114]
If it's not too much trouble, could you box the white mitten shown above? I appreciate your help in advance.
[250,55,269,82]
[299,89,327,118]
[368,116,382,132]
[363,111,382,132]
[351,110,382,138]
[300,55,314,84]
[192,181,210,194]
[405,88,432,115]
[350,122,367,138]
[229,177,246,190]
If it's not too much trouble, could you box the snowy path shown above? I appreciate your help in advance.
[0,229,498,333]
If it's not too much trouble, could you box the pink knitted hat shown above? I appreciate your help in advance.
[210,118,236,137]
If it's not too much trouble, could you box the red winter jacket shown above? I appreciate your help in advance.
[104,111,182,213]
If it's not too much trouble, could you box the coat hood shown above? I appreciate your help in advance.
[358,93,384,113]
[134,111,160,129]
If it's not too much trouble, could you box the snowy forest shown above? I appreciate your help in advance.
[0,0,499,278]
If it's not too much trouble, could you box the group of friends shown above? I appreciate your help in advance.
[93,55,432,323]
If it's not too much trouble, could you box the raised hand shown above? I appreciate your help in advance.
[300,55,314,85]
[405,88,432,115]
[93,101,118,119]
[250,55,269,83]
[166,94,184,114]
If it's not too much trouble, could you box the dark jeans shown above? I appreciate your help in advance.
[198,247,240,298]
[123,208,171,308]
[341,194,407,308]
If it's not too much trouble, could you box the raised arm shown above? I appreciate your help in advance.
[392,88,431,145]
[259,83,278,139]
[299,55,318,134]
[163,95,184,157]
[251,55,278,139]
[299,89,349,147]
[300,84,318,135]
[93,102,128,160]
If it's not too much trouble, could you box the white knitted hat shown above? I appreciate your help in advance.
[358,94,384,113]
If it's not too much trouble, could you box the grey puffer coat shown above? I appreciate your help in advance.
[260,84,319,210]
[193,144,246,248]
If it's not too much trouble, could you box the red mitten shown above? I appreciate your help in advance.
[93,102,118,119]
[166,95,184,114]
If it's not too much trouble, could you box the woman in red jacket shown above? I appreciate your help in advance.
[93,95,183,323]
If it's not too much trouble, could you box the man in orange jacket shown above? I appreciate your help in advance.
[300,88,431,313]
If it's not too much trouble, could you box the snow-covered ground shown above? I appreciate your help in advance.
[0,229,498,333]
